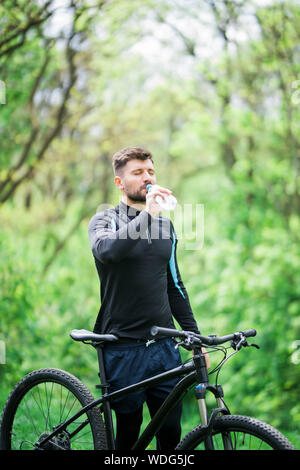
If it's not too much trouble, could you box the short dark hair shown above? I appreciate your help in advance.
[112,147,153,175]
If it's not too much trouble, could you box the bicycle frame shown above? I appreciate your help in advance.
[36,344,229,451]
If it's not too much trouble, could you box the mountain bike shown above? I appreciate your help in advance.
[0,326,295,450]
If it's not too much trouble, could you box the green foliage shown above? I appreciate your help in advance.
[0,0,299,448]
[0,221,100,393]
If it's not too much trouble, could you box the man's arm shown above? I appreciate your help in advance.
[167,225,211,368]
[88,209,152,264]
[88,186,170,264]
[167,222,200,334]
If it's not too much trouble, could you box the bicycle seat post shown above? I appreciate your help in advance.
[96,345,115,450]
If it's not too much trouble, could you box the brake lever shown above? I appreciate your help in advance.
[231,336,260,351]
[174,340,184,350]
[248,343,260,349]
[174,335,195,351]
[231,334,246,351]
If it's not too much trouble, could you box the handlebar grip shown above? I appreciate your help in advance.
[151,326,184,338]
[243,329,257,338]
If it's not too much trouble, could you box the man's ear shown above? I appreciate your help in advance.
[114,175,124,190]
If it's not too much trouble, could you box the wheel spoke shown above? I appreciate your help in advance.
[21,394,41,439]
[35,384,50,429]
[44,381,55,430]
[9,381,94,449]
[1,369,106,450]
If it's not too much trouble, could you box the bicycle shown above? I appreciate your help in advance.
[0,325,295,450]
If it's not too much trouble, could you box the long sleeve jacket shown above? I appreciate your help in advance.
[88,201,199,339]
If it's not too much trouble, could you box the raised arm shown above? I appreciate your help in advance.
[88,209,152,264]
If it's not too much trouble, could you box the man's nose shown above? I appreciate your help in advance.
[142,172,152,182]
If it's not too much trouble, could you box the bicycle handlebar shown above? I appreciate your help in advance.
[150,326,257,347]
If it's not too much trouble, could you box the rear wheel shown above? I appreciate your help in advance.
[176,415,295,450]
[0,368,107,450]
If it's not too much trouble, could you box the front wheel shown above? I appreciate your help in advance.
[0,368,107,450]
[176,415,295,450]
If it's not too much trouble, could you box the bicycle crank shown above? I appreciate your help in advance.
[35,430,71,450]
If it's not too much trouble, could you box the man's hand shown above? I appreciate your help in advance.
[202,347,210,370]
[192,347,210,370]
[145,185,172,218]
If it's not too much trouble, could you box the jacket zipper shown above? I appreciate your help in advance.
[147,228,152,244]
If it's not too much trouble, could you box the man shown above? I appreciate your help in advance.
[88,146,203,450]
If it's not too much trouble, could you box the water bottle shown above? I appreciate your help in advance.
[146,184,177,211]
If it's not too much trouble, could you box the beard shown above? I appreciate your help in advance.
[125,186,147,202]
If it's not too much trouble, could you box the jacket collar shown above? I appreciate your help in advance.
[117,200,144,218]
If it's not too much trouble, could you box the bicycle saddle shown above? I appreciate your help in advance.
[70,329,118,343]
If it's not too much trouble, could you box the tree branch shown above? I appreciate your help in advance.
[0,27,77,205]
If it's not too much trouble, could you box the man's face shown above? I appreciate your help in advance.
[115,158,156,202]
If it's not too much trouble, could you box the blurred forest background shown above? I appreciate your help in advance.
[0,0,299,447]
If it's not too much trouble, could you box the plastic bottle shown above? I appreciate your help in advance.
[146,184,177,211]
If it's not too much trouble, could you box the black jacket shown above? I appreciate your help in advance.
[88,201,199,339]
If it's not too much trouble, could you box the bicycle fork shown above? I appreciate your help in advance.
[195,383,228,426]
[193,352,230,449]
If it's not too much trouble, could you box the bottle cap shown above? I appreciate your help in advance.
[146,184,153,192]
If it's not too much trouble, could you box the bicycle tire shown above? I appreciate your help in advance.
[0,368,107,450]
[176,415,295,450]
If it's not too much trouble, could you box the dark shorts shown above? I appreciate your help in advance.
[102,337,182,413]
